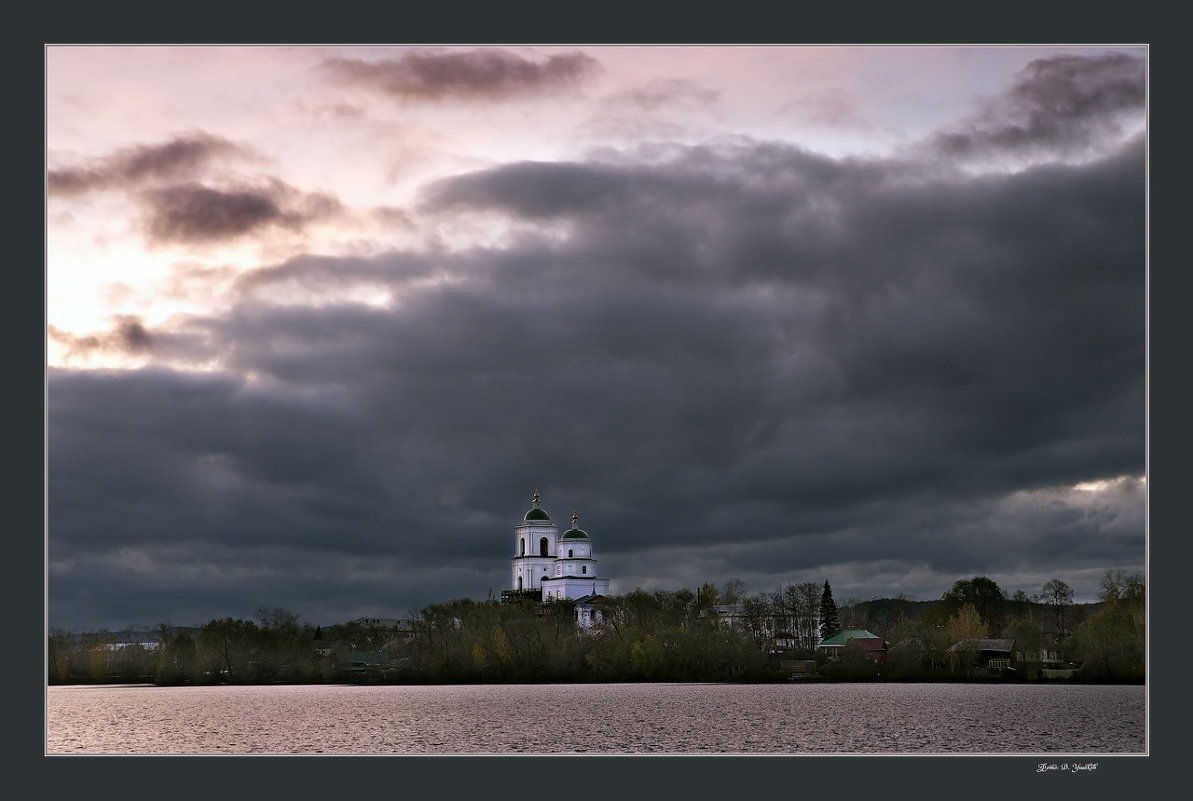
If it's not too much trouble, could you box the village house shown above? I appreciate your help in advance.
[946,637,1015,673]
[817,629,888,662]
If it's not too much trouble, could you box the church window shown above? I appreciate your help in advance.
[518,576,523,591]
[520,538,525,556]
[582,566,587,574]
[539,537,549,557]
[568,549,573,558]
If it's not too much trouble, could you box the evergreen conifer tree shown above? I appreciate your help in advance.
[819,580,840,641]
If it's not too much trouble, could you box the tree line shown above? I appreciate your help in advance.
[48,570,1145,685]
[814,570,1144,681]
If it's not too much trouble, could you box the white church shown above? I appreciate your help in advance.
[503,491,612,624]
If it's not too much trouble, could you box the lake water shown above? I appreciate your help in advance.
[46,682,1146,755]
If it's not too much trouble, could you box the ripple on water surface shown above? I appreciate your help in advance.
[46,682,1146,755]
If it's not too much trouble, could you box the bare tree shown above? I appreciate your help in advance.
[784,582,821,655]
[1038,579,1074,641]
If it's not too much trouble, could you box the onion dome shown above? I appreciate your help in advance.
[524,489,551,521]
[562,509,590,539]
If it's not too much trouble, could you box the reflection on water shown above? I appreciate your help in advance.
[46,682,1146,755]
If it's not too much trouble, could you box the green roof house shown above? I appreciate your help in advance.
[817,629,888,661]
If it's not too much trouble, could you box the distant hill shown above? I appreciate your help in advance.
[838,598,939,628]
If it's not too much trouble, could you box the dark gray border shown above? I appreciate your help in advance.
[30,15,1173,796]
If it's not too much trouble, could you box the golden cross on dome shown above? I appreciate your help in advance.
[571,509,579,528]
[532,487,541,506]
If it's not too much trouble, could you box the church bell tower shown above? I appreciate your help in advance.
[508,490,558,599]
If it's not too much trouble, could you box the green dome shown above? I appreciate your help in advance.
[562,527,589,539]
[524,507,551,521]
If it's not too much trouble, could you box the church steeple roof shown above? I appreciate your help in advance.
[524,488,551,521]
[562,508,589,539]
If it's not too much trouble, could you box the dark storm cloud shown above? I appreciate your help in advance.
[232,252,436,298]
[48,131,246,195]
[928,52,1145,161]
[141,182,341,244]
[48,132,340,245]
[48,316,154,359]
[367,139,1138,544]
[48,66,1145,630]
[49,367,383,551]
[422,161,631,219]
[321,49,600,102]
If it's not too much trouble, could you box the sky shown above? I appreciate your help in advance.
[46,45,1147,633]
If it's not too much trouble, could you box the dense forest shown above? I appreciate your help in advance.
[48,570,1145,685]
